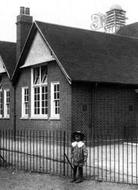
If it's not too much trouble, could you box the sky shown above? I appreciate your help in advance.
[1,0,138,42]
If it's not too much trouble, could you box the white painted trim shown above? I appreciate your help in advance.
[35,21,72,85]
[20,117,29,120]
[30,116,48,120]
[0,88,2,118]
[49,116,60,120]
[20,117,48,120]
[20,58,55,68]
[31,68,34,118]
[4,89,6,118]
[50,81,60,119]
[3,89,10,118]
[31,67,48,119]
[21,87,29,118]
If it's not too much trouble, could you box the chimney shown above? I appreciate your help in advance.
[16,7,33,60]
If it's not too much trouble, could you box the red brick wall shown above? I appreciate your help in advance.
[0,73,14,129]
[72,83,92,135]
[72,83,137,138]
[15,61,72,131]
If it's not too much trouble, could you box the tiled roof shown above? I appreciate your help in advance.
[0,41,16,79]
[17,21,138,85]
[117,22,138,38]
[36,21,138,85]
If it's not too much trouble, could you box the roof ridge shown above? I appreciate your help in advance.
[35,20,109,35]
[0,40,16,44]
[35,20,138,42]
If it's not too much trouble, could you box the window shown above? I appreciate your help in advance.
[31,65,48,118]
[0,89,3,118]
[4,89,10,118]
[22,87,29,118]
[51,82,60,119]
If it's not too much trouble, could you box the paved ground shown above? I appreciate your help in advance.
[0,167,138,190]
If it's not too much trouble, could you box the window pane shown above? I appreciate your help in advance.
[53,84,60,115]
[25,102,29,115]
[6,90,10,115]
[41,86,48,114]
[41,65,47,83]
[33,67,40,84]
[57,84,59,91]
[5,90,10,117]
[34,87,40,114]
[57,92,59,99]
[32,66,48,116]
[23,88,29,116]
[0,90,3,116]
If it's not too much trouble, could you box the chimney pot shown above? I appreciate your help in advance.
[20,7,30,15]
[26,7,30,15]
[20,6,25,15]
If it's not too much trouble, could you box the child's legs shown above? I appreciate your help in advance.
[73,165,78,179]
[78,166,83,179]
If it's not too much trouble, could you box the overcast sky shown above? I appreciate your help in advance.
[1,0,138,42]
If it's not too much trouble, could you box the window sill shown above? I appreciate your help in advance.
[30,116,48,120]
[20,117,29,120]
[20,116,60,120]
[49,116,60,120]
[0,117,10,120]
[20,117,48,120]
[4,116,10,119]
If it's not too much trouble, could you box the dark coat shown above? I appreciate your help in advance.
[71,141,88,166]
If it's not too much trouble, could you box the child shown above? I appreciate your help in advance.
[71,131,88,183]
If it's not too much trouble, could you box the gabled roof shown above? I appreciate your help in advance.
[0,41,16,79]
[117,22,138,38]
[14,20,138,85]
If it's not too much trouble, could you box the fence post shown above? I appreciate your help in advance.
[63,131,66,176]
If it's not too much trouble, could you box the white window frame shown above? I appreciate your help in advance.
[22,87,29,118]
[50,82,60,119]
[4,89,10,118]
[31,66,48,119]
[0,88,3,118]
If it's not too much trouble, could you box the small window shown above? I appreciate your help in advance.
[33,67,40,84]
[33,65,47,85]
[0,89,3,118]
[51,82,60,119]
[4,89,10,118]
[22,87,29,118]
[41,65,47,83]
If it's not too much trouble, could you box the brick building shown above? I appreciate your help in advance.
[1,7,138,138]
[0,42,16,130]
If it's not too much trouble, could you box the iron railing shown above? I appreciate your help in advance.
[0,129,138,184]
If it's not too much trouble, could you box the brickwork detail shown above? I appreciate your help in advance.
[72,83,137,138]
[15,61,72,131]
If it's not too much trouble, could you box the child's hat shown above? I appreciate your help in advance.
[72,131,85,140]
